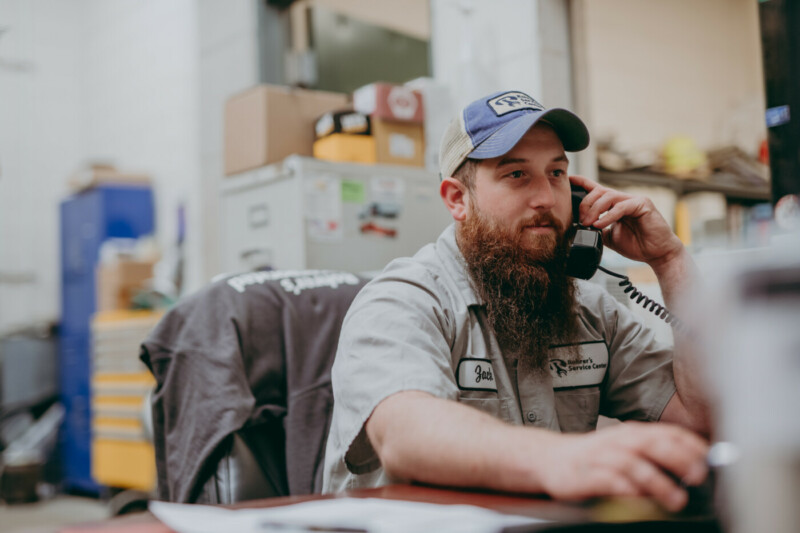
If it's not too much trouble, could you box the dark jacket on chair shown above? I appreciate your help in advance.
[140,270,367,503]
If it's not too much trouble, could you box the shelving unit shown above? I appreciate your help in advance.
[59,185,154,493]
[598,170,771,203]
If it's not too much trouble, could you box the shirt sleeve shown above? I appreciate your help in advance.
[328,261,460,475]
[595,288,677,422]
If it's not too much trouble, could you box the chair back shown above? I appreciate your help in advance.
[140,270,367,502]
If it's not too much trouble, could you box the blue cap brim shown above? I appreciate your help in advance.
[468,108,590,159]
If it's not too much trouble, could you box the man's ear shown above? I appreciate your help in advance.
[440,177,469,221]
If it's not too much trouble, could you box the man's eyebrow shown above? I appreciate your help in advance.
[495,157,527,169]
[496,154,568,168]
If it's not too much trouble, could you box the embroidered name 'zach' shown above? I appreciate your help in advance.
[549,342,608,390]
[456,358,498,392]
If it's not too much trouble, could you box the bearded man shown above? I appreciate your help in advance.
[322,90,711,513]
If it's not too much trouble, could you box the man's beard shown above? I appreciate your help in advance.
[457,205,578,373]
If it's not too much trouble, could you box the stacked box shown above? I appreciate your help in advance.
[96,260,154,312]
[353,82,425,167]
[224,84,349,175]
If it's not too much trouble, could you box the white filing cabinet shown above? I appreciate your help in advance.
[219,156,454,274]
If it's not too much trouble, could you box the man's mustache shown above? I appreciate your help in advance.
[515,212,565,235]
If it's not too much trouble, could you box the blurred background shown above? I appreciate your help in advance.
[0,0,798,531]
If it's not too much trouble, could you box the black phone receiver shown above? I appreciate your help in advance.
[566,184,603,280]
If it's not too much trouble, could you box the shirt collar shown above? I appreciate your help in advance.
[435,224,485,307]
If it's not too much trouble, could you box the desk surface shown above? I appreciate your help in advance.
[61,484,600,533]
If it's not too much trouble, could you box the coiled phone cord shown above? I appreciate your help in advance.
[597,265,686,333]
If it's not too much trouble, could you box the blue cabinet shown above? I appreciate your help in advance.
[58,185,154,493]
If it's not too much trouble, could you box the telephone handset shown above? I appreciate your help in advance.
[566,183,685,331]
[566,184,603,280]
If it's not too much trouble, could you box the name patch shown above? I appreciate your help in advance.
[456,358,498,392]
[549,342,608,390]
[487,91,545,116]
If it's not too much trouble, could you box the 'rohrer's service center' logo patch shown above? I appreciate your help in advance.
[549,341,608,390]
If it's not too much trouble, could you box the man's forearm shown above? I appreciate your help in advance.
[365,390,711,511]
[649,247,711,435]
[367,391,555,493]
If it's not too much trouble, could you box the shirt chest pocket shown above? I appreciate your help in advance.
[554,387,601,433]
[458,395,512,423]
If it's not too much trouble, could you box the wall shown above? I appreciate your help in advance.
[575,0,766,154]
[0,0,202,333]
[429,0,585,172]
[197,0,260,281]
[430,0,543,111]
[0,0,86,334]
[82,0,202,292]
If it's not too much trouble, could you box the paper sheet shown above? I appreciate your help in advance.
[150,497,545,533]
[304,174,343,242]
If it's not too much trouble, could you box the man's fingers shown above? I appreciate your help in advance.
[581,191,624,226]
[636,426,709,486]
[587,468,642,500]
[581,183,607,206]
[624,457,688,513]
[591,198,641,229]
[559,467,641,501]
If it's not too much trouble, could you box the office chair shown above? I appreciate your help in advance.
[139,270,367,503]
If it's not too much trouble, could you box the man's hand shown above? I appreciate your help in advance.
[569,176,711,436]
[369,392,709,512]
[569,175,684,269]
[538,422,709,513]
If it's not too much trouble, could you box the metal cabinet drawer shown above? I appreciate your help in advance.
[220,176,305,273]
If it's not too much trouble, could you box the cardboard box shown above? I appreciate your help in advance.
[96,260,154,312]
[315,110,371,139]
[224,85,349,176]
[353,83,424,123]
[372,118,425,167]
[313,134,376,164]
[69,164,151,193]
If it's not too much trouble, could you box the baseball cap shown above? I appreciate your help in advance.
[439,90,590,179]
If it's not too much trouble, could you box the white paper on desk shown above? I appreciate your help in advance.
[150,497,546,533]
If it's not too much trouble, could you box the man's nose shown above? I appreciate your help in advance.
[526,176,556,211]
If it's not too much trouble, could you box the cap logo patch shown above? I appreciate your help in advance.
[488,91,545,116]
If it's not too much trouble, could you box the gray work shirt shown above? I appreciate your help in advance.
[322,224,676,493]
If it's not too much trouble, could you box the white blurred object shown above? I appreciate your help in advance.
[98,236,160,265]
[150,497,541,533]
[405,77,454,173]
[698,231,800,533]
[680,191,729,251]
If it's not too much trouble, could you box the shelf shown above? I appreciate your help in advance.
[598,169,771,202]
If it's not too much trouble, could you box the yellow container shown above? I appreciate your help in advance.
[313,133,376,164]
[92,439,156,491]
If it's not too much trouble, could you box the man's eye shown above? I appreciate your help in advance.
[551,169,566,178]
[507,170,525,179]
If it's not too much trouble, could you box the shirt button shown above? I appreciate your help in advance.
[527,411,537,423]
